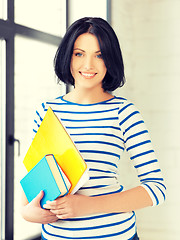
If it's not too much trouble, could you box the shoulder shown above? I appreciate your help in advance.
[34,96,63,118]
[39,96,65,110]
[113,96,143,127]
[113,96,137,111]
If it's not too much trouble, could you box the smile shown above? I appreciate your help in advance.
[80,72,97,78]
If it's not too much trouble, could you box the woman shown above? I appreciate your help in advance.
[21,17,166,240]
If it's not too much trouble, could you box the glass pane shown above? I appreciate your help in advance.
[69,0,107,23]
[0,0,7,19]
[0,39,6,240]
[14,35,65,240]
[14,0,66,36]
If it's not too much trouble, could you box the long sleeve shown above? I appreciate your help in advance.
[32,102,46,139]
[118,101,166,206]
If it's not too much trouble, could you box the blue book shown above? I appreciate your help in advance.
[20,154,71,207]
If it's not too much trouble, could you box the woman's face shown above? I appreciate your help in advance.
[70,33,107,91]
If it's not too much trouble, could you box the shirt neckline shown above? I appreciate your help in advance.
[59,95,116,106]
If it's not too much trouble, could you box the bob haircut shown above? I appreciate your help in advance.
[54,17,125,92]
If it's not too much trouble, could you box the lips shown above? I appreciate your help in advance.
[79,72,97,78]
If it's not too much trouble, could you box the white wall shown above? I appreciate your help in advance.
[112,0,180,239]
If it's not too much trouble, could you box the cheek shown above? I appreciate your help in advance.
[70,59,76,76]
[100,63,107,77]
[71,60,81,76]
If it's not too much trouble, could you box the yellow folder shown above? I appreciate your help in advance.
[23,107,89,194]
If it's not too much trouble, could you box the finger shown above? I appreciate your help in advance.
[37,190,44,200]
[56,213,70,219]
[43,204,51,209]
[47,197,66,206]
[50,208,65,215]
[43,200,66,210]
[32,191,44,206]
[43,201,57,209]
[43,203,64,210]
[50,207,68,216]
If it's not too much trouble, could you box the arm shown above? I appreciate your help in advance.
[92,185,153,213]
[21,104,58,224]
[21,190,58,224]
[119,101,166,206]
[44,185,152,219]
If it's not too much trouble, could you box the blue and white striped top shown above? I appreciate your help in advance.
[33,96,166,240]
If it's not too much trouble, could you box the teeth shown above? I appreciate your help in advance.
[81,72,95,77]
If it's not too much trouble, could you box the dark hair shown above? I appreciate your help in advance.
[54,17,125,91]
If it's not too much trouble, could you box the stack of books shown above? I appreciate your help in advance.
[20,107,89,207]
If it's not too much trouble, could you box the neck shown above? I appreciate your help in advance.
[64,88,113,105]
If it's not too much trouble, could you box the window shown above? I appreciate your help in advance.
[69,0,108,23]
[0,1,111,239]
[0,0,7,20]
[14,0,66,36]
[14,36,65,240]
[0,0,66,239]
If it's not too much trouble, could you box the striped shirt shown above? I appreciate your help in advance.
[33,96,166,240]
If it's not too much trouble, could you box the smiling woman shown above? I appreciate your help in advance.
[21,17,166,240]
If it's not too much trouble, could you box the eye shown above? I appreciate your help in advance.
[75,52,83,57]
[96,53,103,59]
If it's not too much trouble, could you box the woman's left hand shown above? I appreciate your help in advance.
[43,194,90,219]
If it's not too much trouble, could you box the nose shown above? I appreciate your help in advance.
[84,56,93,70]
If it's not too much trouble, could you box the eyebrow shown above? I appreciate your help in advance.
[73,48,101,53]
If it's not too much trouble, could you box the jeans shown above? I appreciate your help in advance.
[132,233,140,240]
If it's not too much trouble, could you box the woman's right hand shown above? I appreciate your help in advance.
[21,190,59,224]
